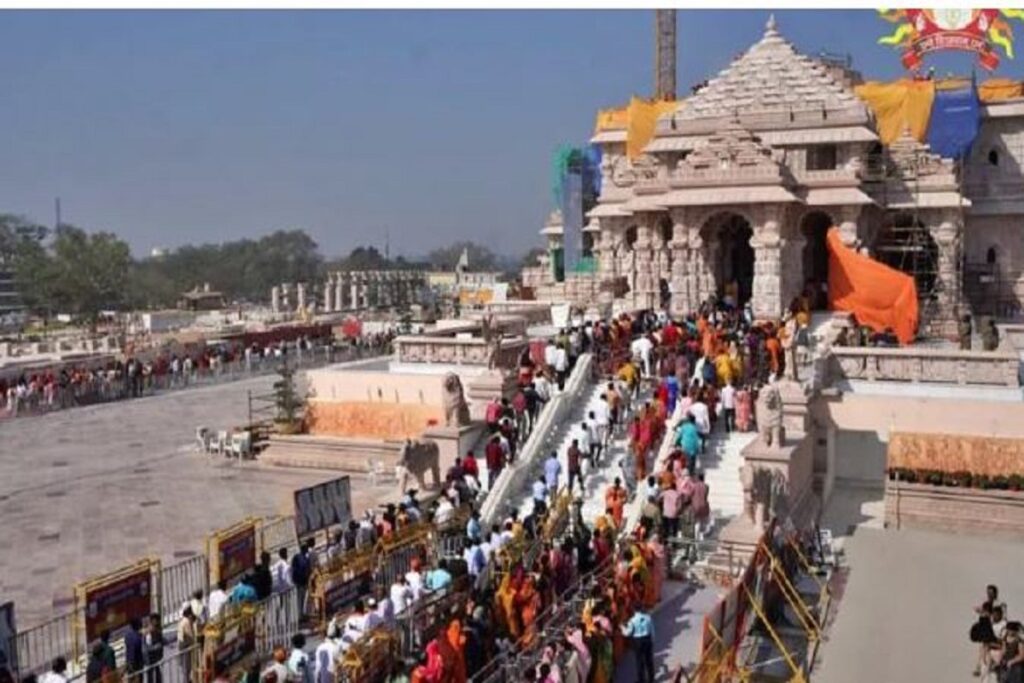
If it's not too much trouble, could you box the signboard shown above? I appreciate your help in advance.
[78,563,156,644]
[293,476,353,539]
[209,520,258,586]
[0,602,17,680]
[879,9,1024,71]
[321,571,373,617]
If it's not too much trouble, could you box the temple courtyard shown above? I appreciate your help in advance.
[0,376,396,628]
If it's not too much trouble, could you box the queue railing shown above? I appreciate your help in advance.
[479,353,593,527]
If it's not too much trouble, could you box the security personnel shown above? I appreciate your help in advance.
[621,606,656,683]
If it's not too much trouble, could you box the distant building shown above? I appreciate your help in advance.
[178,283,226,311]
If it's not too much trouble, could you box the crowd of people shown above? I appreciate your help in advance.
[971,584,1023,681]
[6,301,811,683]
[0,333,385,418]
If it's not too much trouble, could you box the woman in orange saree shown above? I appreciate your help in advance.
[445,617,467,683]
[517,575,542,648]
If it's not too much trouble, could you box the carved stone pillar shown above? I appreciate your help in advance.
[597,221,618,283]
[752,219,783,319]
[633,218,656,310]
[271,286,281,313]
[350,275,360,310]
[323,277,334,313]
[335,274,345,311]
[669,215,691,316]
[932,215,961,338]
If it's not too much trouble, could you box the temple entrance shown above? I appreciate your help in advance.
[707,213,755,307]
[801,211,833,310]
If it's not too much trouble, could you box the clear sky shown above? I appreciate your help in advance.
[0,9,1019,259]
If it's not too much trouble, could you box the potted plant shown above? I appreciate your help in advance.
[993,475,1010,490]
[272,359,305,435]
[975,474,992,490]
[1009,474,1023,492]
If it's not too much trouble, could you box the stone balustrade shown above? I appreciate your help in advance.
[828,346,1021,387]
[393,335,528,369]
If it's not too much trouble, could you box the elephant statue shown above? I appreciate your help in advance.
[397,439,442,493]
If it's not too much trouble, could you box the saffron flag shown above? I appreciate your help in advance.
[827,228,918,345]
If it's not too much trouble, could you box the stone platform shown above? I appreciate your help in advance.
[885,481,1024,538]
[259,434,405,472]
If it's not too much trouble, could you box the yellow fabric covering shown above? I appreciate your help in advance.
[854,79,935,145]
[980,78,1024,102]
[594,97,682,159]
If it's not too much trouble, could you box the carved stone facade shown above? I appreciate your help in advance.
[272,270,426,314]
[524,15,1024,335]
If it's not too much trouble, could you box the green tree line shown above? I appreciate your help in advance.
[1,213,525,323]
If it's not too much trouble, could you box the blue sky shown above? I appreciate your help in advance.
[0,10,1018,259]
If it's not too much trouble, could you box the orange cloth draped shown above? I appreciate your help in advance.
[980,78,1024,103]
[854,79,935,144]
[826,228,918,345]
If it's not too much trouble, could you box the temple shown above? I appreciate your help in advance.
[524,16,1024,338]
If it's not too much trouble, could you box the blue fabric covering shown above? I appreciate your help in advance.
[926,85,980,160]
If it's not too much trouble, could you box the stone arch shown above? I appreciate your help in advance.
[799,210,834,309]
[700,211,756,307]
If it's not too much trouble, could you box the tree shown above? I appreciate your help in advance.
[272,359,305,433]
[0,214,48,269]
[425,241,499,272]
[16,225,132,323]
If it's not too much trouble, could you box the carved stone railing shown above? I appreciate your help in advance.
[792,168,859,186]
[828,347,1021,388]
[393,335,528,369]
[480,353,593,526]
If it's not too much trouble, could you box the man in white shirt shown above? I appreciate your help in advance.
[405,559,427,602]
[390,576,413,614]
[688,401,711,452]
[363,598,384,632]
[313,627,340,683]
[577,421,594,469]
[720,381,737,433]
[207,580,229,621]
[631,336,653,377]
[39,657,68,683]
[435,493,455,524]
[534,374,551,403]
[592,396,611,449]
[544,341,558,372]
[271,548,292,593]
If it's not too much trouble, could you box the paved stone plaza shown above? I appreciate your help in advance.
[0,376,393,628]
[815,525,1024,682]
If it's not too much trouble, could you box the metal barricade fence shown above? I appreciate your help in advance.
[14,609,80,675]
[255,586,301,655]
[132,642,203,683]
[160,555,209,628]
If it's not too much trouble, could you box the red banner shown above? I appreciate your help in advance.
[83,568,154,642]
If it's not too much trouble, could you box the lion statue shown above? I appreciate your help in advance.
[441,372,471,427]
[756,380,785,449]
[397,439,442,492]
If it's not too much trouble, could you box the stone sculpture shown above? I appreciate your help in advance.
[441,372,471,427]
[740,463,756,523]
[756,380,784,449]
[397,439,442,492]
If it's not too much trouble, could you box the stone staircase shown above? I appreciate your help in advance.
[700,429,757,524]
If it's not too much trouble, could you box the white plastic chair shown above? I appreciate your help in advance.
[214,430,229,456]
[231,431,252,459]
[195,427,211,453]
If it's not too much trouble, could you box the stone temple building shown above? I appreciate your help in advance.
[524,16,1024,337]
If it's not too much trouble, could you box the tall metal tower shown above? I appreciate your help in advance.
[655,9,677,100]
